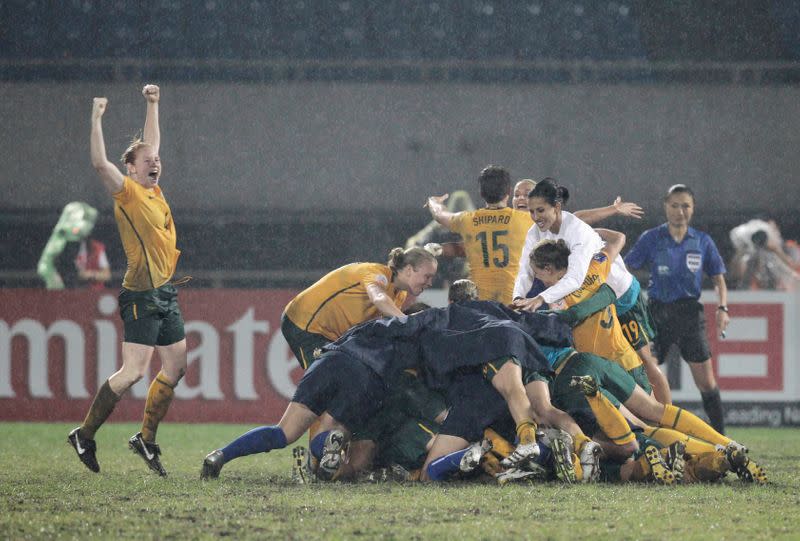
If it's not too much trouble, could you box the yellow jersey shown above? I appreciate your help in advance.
[283,262,407,341]
[113,177,180,291]
[553,252,642,371]
[449,207,533,304]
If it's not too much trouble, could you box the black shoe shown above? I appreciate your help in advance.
[201,450,225,480]
[68,427,100,473]
[128,432,167,476]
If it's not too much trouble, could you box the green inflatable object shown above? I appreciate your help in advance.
[37,202,98,289]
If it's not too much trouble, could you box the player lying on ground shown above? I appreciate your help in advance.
[202,295,565,479]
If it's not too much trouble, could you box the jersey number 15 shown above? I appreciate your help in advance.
[476,230,509,268]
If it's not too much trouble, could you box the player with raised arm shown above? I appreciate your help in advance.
[426,165,532,304]
[68,85,187,476]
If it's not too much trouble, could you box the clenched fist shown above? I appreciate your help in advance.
[92,97,108,120]
[142,84,160,103]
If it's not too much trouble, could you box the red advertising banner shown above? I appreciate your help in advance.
[1,289,302,423]
[3,289,798,424]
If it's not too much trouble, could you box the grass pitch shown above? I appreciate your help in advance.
[1,423,798,540]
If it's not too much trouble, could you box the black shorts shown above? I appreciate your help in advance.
[281,313,330,370]
[291,351,386,432]
[439,373,513,442]
[649,298,712,364]
[118,284,185,347]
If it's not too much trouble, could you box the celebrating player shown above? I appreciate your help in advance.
[68,84,186,476]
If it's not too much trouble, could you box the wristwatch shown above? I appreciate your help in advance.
[717,305,729,313]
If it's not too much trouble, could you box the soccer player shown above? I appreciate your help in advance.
[514,178,670,403]
[530,233,651,392]
[68,85,186,476]
[281,246,437,370]
[426,165,533,304]
[625,184,730,433]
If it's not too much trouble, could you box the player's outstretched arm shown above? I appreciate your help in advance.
[425,194,458,228]
[594,228,626,261]
[90,97,125,195]
[575,197,643,225]
[142,84,160,154]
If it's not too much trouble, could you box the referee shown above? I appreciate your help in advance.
[624,184,730,434]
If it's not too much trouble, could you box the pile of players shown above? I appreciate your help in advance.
[200,166,767,486]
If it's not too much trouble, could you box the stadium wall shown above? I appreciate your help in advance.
[1,82,799,214]
[1,288,799,426]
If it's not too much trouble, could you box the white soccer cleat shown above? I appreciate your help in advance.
[578,441,602,483]
[459,439,493,473]
[500,442,540,469]
[317,430,346,481]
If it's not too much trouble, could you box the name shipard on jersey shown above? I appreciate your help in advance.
[283,262,407,342]
[449,208,532,304]
[550,252,642,371]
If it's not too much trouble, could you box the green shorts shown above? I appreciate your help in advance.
[281,314,330,370]
[628,365,652,396]
[384,371,447,425]
[119,284,185,347]
[551,352,637,413]
[617,291,656,350]
[377,417,436,471]
[353,371,446,442]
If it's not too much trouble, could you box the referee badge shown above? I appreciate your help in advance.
[685,252,702,272]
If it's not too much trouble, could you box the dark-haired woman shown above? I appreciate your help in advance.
[512,178,671,404]
[625,184,729,434]
[281,247,438,370]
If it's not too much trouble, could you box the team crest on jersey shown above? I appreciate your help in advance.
[373,274,389,287]
[685,251,702,272]
[592,252,607,263]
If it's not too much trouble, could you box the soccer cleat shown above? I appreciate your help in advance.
[500,442,540,469]
[725,442,767,484]
[291,446,309,484]
[496,467,542,486]
[643,445,676,485]
[128,432,167,477]
[201,449,225,480]
[548,431,577,484]
[459,439,493,473]
[578,440,602,482]
[317,430,346,481]
[67,427,100,473]
[663,441,686,483]
[569,375,599,397]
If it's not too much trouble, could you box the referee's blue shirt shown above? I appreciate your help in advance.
[624,224,726,303]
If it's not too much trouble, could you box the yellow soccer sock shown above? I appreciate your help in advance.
[584,392,636,446]
[659,404,731,447]
[81,379,121,439]
[141,372,176,442]
[515,419,538,445]
[484,428,515,458]
[643,426,718,455]
[626,454,649,482]
[573,432,592,455]
[684,450,729,483]
[481,453,503,476]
